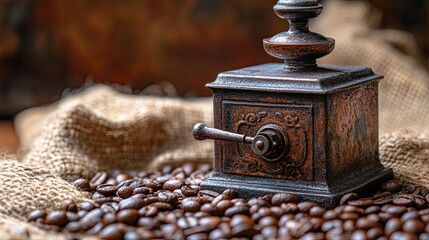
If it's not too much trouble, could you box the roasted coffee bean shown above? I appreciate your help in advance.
[60,199,78,213]
[119,198,146,210]
[28,167,429,239]
[223,189,238,199]
[157,191,179,206]
[116,209,139,225]
[73,178,91,191]
[199,189,220,199]
[102,213,116,225]
[65,221,82,233]
[403,183,417,193]
[385,218,403,236]
[224,205,250,217]
[402,219,425,234]
[339,212,360,221]
[133,186,151,195]
[138,217,160,229]
[181,186,198,197]
[347,198,373,208]
[355,217,379,229]
[414,196,427,209]
[270,206,285,218]
[177,216,198,229]
[248,198,270,208]
[367,226,384,239]
[309,206,326,218]
[90,171,108,186]
[181,200,201,213]
[374,196,393,205]
[91,192,106,200]
[390,231,418,240]
[115,173,129,183]
[94,196,121,205]
[163,179,184,191]
[138,205,158,217]
[421,233,429,240]
[211,194,228,206]
[100,202,119,213]
[66,212,79,222]
[258,216,278,227]
[116,179,136,188]
[86,222,104,235]
[123,231,143,240]
[300,232,325,240]
[216,200,234,213]
[96,184,118,196]
[385,205,407,216]
[117,186,133,199]
[79,202,95,211]
[80,208,103,229]
[350,229,367,240]
[323,210,339,220]
[258,194,273,203]
[151,202,173,211]
[401,211,420,221]
[161,223,184,239]
[98,223,126,239]
[340,192,358,205]
[271,192,300,206]
[28,210,47,222]
[143,179,162,191]
[45,211,68,227]
[200,203,220,216]
[298,201,318,213]
[373,191,392,199]
[393,194,414,206]
[380,180,403,193]
[76,210,87,219]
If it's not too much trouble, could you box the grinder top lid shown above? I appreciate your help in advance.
[206,0,381,95]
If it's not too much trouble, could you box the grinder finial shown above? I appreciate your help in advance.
[263,0,335,72]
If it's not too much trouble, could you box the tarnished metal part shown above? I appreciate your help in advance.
[192,0,392,207]
[193,123,289,161]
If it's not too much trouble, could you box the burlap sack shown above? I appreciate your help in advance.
[0,159,94,239]
[16,85,213,181]
[0,160,88,220]
[380,130,429,188]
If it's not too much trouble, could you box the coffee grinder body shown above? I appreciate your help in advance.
[193,0,392,207]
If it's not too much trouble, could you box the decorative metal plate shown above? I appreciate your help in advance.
[221,100,314,181]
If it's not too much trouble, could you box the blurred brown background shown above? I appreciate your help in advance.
[0,0,428,119]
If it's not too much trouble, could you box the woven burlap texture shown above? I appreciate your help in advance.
[17,85,213,181]
[0,160,88,220]
[379,130,429,188]
[0,159,95,239]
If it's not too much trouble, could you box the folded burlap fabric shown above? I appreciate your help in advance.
[1,0,428,239]
[16,85,213,181]
[0,160,93,239]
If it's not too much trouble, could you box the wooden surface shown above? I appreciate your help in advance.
[0,121,18,154]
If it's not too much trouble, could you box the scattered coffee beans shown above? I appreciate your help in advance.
[27,164,429,239]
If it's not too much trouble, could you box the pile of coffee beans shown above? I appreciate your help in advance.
[27,164,429,239]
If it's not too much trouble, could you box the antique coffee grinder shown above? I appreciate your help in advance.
[193,0,392,207]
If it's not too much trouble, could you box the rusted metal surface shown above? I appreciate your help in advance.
[193,0,392,207]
